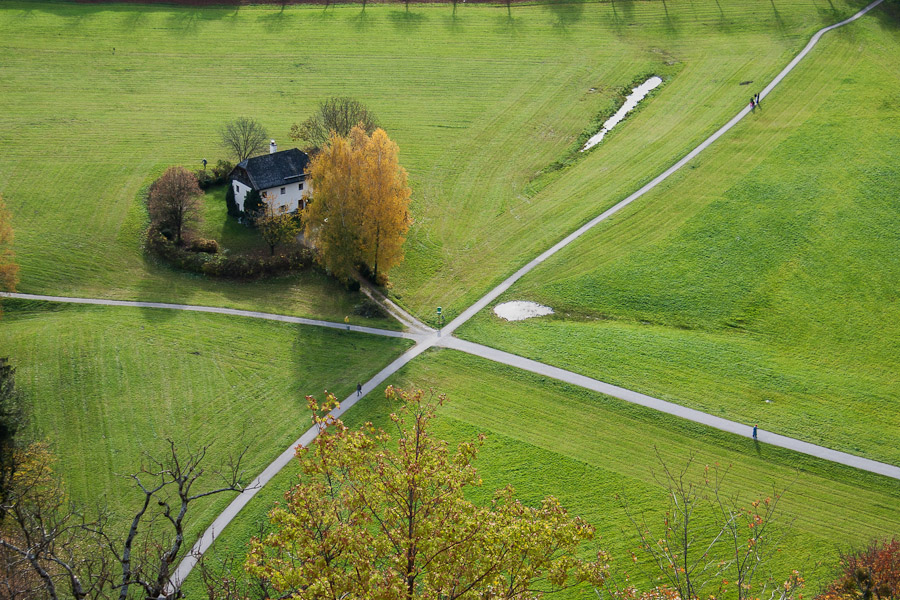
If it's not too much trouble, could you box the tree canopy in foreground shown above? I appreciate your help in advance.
[245,386,607,599]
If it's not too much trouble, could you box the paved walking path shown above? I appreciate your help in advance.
[165,1,894,586]
[355,276,433,334]
[169,332,439,589]
[439,337,900,480]
[0,292,425,341]
[441,0,885,339]
[6,1,887,590]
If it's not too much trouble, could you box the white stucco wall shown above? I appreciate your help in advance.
[232,178,312,214]
[260,179,311,213]
[233,180,251,212]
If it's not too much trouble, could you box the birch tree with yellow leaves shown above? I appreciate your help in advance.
[303,126,411,283]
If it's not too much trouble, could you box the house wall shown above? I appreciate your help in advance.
[260,179,311,213]
[233,180,252,212]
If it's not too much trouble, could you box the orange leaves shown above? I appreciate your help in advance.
[303,127,411,283]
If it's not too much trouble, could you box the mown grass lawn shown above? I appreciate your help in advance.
[0,0,879,323]
[457,12,900,465]
[199,184,269,254]
[0,299,412,539]
[183,349,900,598]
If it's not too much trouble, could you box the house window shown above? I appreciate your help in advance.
[234,184,238,193]
[299,182,304,191]
[280,187,286,195]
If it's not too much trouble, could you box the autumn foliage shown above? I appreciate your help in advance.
[246,386,607,599]
[303,126,411,283]
[148,166,204,245]
[818,539,900,600]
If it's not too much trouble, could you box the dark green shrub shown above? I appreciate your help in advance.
[195,169,214,188]
[188,238,219,254]
[352,299,387,319]
[225,184,241,218]
[213,160,234,180]
[243,189,264,226]
[146,226,313,280]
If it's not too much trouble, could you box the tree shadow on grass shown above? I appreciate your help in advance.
[871,0,900,29]
[352,7,374,32]
[258,5,296,32]
[539,0,585,31]
[444,11,465,35]
[494,11,521,34]
[387,9,427,33]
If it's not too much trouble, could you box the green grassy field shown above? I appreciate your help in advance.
[0,299,411,536]
[457,12,900,465]
[199,184,270,254]
[183,349,900,598]
[2,0,899,594]
[0,0,880,323]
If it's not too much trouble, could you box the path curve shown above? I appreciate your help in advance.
[0,292,425,341]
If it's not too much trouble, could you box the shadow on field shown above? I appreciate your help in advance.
[352,7,374,31]
[259,5,297,31]
[539,0,584,30]
[871,0,900,28]
[387,8,427,31]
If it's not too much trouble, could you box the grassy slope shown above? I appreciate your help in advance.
[0,0,873,322]
[458,12,900,464]
[0,300,411,537]
[184,349,900,597]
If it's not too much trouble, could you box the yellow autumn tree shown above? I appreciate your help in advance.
[357,127,412,282]
[303,126,411,283]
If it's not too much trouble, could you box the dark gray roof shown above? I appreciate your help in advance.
[236,148,310,191]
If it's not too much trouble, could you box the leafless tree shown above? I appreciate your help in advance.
[220,117,270,163]
[107,439,248,600]
[0,440,248,600]
[0,444,112,600]
[148,167,204,246]
[605,449,795,600]
[289,97,378,153]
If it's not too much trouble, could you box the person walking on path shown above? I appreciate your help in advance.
[756,92,761,105]
[753,424,758,440]
[750,97,756,110]
[357,382,362,397]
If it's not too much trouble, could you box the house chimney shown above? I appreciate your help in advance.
[269,140,277,154]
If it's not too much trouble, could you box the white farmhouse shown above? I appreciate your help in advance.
[228,141,312,214]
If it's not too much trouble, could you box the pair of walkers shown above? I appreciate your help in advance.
[750,92,762,108]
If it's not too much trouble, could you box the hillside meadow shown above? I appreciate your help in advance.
[0,299,411,536]
[457,10,900,465]
[182,349,900,598]
[0,0,881,322]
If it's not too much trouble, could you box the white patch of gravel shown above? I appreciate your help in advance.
[493,301,554,322]
[582,76,663,152]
